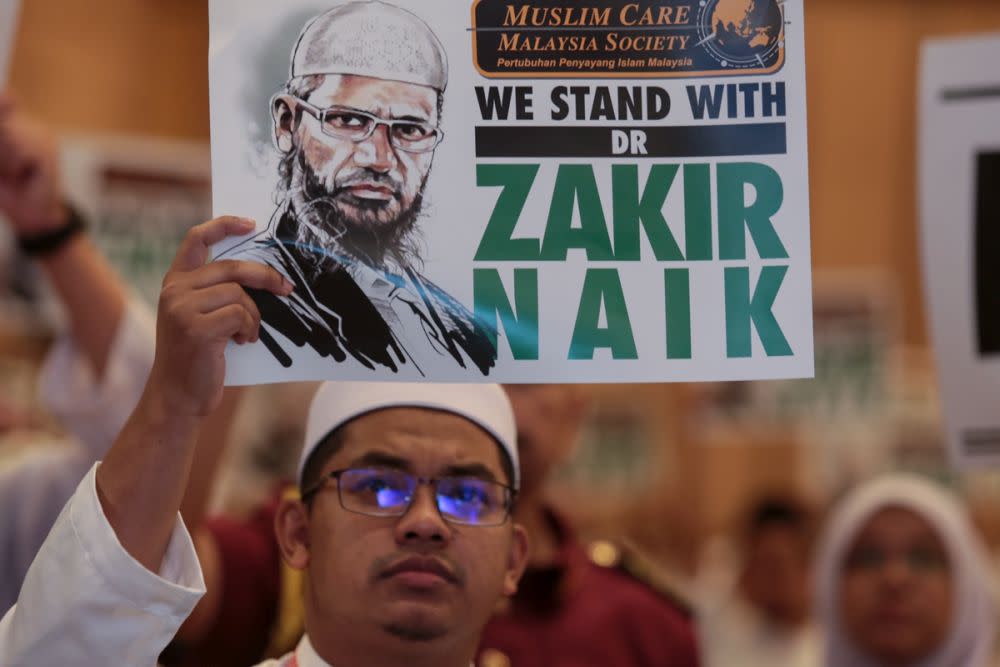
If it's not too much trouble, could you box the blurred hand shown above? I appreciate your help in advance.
[144,216,292,418]
[0,396,33,435]
[0,92,65,234]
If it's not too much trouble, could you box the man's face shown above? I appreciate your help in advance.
[274,74,438,239]
[740,525,812,627]
[278,407,527,652]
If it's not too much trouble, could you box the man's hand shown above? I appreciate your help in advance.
[144,216,292,419]
[0,92,65,233]
[94,216,290,571]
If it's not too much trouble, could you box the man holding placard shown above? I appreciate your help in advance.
[0,213,530,667]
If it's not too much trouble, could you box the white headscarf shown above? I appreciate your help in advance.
[815,474,997,667]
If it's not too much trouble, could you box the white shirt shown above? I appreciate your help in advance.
[0,464,204,665]
[0,461,476,666]
[699,595,821,667]
[257,636,476,667]
[256,635,328,666]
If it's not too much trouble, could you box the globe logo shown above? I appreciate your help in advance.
[696,0,784,69]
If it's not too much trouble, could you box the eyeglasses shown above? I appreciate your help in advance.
[302,467,514,527]
[294,98,444,153]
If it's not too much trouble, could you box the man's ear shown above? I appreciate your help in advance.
[274,497,311,570]
[503,523,531,597]
[272,94,299,153]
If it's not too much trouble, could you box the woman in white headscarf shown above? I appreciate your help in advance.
[815,474,997,667]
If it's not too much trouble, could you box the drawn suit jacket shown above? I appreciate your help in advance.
[220,210,497,377]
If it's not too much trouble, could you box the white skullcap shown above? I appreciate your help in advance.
[299,381,519,489]
[290,1,448,91]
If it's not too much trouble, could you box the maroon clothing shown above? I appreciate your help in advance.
[477,512,700,667]
[161,495,283,667]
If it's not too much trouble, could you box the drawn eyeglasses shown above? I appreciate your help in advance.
[294,98,443,153]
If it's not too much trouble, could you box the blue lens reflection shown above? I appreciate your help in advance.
[339,469,505,524]
[437,479,494,523]
[343,469,413,509]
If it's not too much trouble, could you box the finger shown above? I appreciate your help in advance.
[201,303,260,344]
[187,259,293,295]
[191,283,262,324]
[170,216,256,273]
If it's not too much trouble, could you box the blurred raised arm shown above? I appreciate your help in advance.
[0,92,125,378]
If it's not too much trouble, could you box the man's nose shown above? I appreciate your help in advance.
[394,484,451,546]
[353,123,396,173]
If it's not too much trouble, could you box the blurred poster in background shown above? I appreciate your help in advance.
[1,134,210,443]
[61,136,212,305]
[692,270,902,491]
[919,34,1000,469]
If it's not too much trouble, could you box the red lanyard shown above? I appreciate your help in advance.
[287,656,299,667]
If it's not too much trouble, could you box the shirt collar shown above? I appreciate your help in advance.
[294,634,474,667]
[346,259,410,298]
[293,635,330,667]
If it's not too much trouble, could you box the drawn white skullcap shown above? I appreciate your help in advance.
[290,1,448,91]
[299,381,519,489]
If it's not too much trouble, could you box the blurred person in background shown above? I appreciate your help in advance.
[481,384,699,667]
[0,396,35,434]
[815,474,996,667]
[0,91,237,611]
[698,495,821,667]
[2,216,284,663]
[165,383,700,667]
[0,90,152,611]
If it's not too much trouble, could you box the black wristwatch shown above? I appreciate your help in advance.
[16,205,87,258]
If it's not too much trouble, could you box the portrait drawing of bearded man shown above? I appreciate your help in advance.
[219,1,497,377]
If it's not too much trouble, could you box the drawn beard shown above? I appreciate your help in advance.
[279,147,427,269]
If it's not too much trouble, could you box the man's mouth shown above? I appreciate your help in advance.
[379,556,459,589]
[345,182,397,201]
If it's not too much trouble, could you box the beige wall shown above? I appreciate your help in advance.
[9,1,209,139]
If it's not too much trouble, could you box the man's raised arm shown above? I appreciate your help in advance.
[95,216,292,570]
[0,216,292,664]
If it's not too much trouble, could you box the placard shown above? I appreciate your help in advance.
[919,33,1000,467]
[209,0,814,384]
